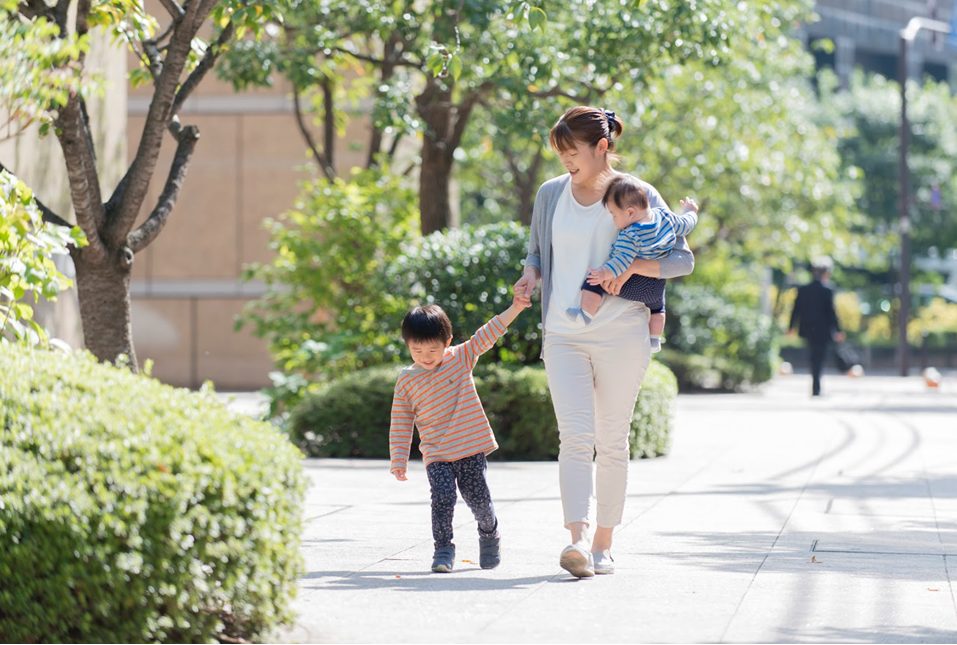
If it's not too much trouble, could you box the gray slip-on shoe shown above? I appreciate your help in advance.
[559,543,595,578]
[431,545,456,573]
[593,550,615,574]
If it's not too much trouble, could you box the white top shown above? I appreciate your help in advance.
[545,181,638,335]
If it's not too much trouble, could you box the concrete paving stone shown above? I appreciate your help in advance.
[258,373,957,644]
[723,551,957,643]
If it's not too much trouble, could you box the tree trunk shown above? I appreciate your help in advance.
[417,81,454,235]
[419,137,453,235]
[517,180,535,226]
[73,247,138,370]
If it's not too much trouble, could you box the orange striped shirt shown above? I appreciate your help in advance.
[389,315,508,472]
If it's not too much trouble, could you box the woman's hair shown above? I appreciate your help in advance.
[602,175,649,211]
[549,106,624,160]
[401,304,453,344]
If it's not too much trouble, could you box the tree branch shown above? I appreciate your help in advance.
[53,0,71,32]
[110,0,205,245]
[75,0,91,37]
[293,86,336,181]
[157,0,185,21]
[447,83,494,157]
[322,75,335,172]
[127,125,199,253]
[330,46,423,69]
[54,96,107,261]
[170,21,235,116]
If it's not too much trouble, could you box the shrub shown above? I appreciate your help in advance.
[238,167,419,413]
[387,223,543,365]
[0,170,86,347]
[289,361,679,461]
[0,345,305,643]
[288,365,414,459]
[662,283,778,391]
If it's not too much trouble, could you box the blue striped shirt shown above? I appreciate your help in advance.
[603,207,698,278]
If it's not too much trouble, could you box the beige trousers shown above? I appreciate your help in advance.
[543,304,651,528]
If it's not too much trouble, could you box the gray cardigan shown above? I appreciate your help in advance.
[523,174,695,328]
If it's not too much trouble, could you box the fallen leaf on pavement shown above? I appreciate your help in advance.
[811,556,821,563]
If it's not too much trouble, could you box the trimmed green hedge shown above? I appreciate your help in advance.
[662,283,778,391]
[0,345,305,643]
[289,360,678,460]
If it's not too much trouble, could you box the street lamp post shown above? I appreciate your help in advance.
[897,17,951,377]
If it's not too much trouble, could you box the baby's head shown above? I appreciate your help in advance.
[602,175,650,229]
[401,304,453,370]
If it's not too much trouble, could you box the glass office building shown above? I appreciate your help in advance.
[803,0,957,86]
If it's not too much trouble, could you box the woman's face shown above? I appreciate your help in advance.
[556,138,609,186]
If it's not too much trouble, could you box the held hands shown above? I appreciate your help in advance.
[586,266,613,286]
[512,268,538,308]
[392,468,408,481]
[680,196,699,213]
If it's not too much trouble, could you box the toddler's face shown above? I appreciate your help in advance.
[608,203,644,229]
[407,339,451,370]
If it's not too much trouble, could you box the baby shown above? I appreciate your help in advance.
[571,174,698,353]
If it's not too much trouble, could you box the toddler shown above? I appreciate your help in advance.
[389,297,527,572]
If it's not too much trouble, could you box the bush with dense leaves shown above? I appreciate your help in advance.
[386,222,542,365]
[289,360,678,460]
[661,283,778,391]
[0,345,305,643]
[238,168,419,415]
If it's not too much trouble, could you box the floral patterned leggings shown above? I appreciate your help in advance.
[425,453,498,549]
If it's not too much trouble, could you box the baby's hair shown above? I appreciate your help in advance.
[402,304,453,344]
[602,175,649,211]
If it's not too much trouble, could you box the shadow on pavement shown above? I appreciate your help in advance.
[304,570,558,591]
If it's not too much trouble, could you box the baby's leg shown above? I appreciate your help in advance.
[581,289,602,317]
[649,312,665,354]
[649,312,665,337]
[568,280,605,323]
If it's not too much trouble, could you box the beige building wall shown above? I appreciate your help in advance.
[127,61,372,389]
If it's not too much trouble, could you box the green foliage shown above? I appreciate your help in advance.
[0,170,86,346]
[0,343,305,643]
[289,361,679,461]
[387,222,542,364]
[238,168,418,411]
[661,283,779,391]
[0,2,90,138]
[817,69,957,263]
[630,361,679,458]
[288,365,406,459]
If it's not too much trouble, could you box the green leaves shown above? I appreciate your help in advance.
[0,171,86,348]
[0,11,90,139]
[0,343,305,642]
[238,168,419,413]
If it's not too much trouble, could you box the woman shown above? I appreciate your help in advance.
[513,106,694,577]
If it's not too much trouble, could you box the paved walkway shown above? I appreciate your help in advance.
[272,371,957,644]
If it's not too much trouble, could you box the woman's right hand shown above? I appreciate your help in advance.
[513,266,539,305]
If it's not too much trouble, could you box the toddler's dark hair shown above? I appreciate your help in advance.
[602,175,649,211]
[401,304,453,344]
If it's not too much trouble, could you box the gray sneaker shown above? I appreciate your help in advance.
[593,550,615,574]
[431,545,456,573]
[479,535,501,569]
[559,543,595,578]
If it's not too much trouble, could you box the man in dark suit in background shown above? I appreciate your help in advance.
[788,257,845,397]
